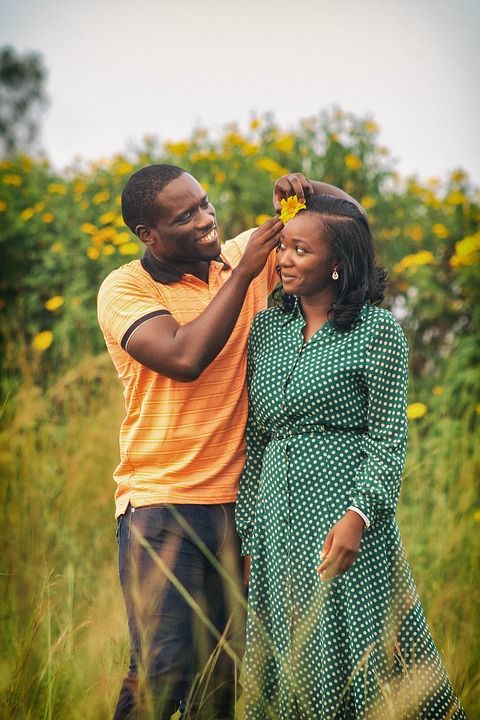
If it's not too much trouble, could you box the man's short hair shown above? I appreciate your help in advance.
[121,164,185,234]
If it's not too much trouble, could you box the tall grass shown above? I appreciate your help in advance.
[0,355,478,718]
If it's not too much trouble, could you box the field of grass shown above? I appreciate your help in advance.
[0,354,478,719]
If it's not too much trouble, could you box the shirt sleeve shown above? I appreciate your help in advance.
[350,311,409,527]
[235,319,271,556]
[97,267,170,350]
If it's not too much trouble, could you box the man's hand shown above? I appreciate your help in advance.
[273,173,367,217]
[237,216,283,280]
[317,510,365,581]
[273,173,314,213]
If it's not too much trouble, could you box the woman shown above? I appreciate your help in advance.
[235,194,465,719]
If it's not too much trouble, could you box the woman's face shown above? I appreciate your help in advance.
[277,212,338,298]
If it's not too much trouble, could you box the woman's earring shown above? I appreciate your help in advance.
[332,268,339,280]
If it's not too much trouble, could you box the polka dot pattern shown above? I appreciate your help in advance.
[235,302,465,719]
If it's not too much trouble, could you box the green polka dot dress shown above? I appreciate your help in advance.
[235,302,465,719]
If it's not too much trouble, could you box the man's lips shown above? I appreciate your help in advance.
[197,228,218,245]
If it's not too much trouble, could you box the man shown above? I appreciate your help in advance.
[98,165,357,719]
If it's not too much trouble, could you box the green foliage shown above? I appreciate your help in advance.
[0,46,49,157]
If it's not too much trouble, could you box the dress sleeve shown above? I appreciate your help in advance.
[350,311,409,527]
[235,320,271,556]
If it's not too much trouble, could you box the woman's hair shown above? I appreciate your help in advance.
[274,193,387,330]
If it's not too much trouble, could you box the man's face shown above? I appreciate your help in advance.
[141,173,220,268]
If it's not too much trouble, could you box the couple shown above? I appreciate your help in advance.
[98,166,464,719]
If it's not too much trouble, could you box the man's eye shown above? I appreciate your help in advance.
[179,212,193,222]
[201,198,210,208]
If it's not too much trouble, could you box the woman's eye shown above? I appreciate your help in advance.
[296,247,305,255]
[277,242,286,252]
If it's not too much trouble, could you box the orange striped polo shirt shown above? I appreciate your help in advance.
[98,229,278,516]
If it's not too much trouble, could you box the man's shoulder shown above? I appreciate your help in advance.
[98,259,146,297]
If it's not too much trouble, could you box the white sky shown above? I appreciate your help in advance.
[1,0,479,182]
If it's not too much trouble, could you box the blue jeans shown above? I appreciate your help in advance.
[113,503,245,719]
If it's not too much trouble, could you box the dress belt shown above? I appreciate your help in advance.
[270,424,367,440]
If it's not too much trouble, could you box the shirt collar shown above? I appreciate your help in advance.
[141,249,230,284]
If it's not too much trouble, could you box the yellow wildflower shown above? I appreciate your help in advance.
[34,201,45,212]
[249,117,262,130]
[115,194,122,206]
[87,247,100,260]
[102,245,115,255]
[113,231,131,245]
[274,135,295,153]
[279,195,306,224]
[93,190,110,205]
[48,182,67,195]
[51,242,64,253]
[115,160,134,175]
[473,510,480,523]
[0,200,7,211]
[405,224,423,242]
[32,330,54,351]
[432,386,444,396]
[407,402,428,420]
[243,142,259,156]
[449,231,480,268]
[255,214,271,226]
[42,213,55,223]
[255,158,289,176]
[74,180,87,194]
[450,169,467,183]
[432,223,449,239]
[363,120,379,133]
[119,242,140,255]
[164,141,190,156]
[394,251,434,274]
[115,214,125,227]
[100,211,116,225]
[44,296,64,311]
[215,171,226,184]
[3,174,22,186]
[81,222,98,235]
[21,208,35,221]
[224,131,245,147]
[345,154,361,171]
[446,190,466,205]
[361,196,376,210]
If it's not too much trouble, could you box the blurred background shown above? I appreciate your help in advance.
[0,1,479,717]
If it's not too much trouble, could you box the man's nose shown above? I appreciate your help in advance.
[196,206,214,229]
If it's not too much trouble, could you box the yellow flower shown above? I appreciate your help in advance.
[446,190,466,205]
[164,141,190,156]
[115,214,125,227]
[214,171,226,184]
[113,231,131,245]
[449,232,480,268]
[279,195,306,224]
[255,214,271,226]
[119,242,140,255]
[274,134,295,153]
[0,200,7,211]
[345,154,361,171]
[3,174,22,186]
[87,246,100,260]
[44,295,64,311]
[249,117,262,130]
[432,223,449,239]
[255,158,289,176]
[432,386,444,396]
[102,245,115,256]
[32,330,54,351]
[407,402,428,420]
[21,208,35,221]
[394,251,434,274]
[450,169,467,183]
[74,180,87,194]
[48,182,67,195]
[42,213,55,223]
[224,131,245,147]
[361,196,376,210]
[81,222,98,235]
[473,510,480,522]
[99,211,116,225]
[405,224,423,242]
[51,241,64,253]
[363,120,379,133]
[93,190,110,205]
[34,201,45,212]
[243,142,259,156]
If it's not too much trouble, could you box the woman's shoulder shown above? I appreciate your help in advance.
[362,305,408,347]
[249,306,284,342]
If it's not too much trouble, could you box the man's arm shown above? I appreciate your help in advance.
[273,173,367,217]
[126,217,282,382]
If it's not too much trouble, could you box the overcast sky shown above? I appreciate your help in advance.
[1,0,479,182]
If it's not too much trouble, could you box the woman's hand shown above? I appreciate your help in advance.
[317,510,365,581]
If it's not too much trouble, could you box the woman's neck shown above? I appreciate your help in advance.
[300,290,337,341]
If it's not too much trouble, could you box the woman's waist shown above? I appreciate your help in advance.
[269,423,367,441]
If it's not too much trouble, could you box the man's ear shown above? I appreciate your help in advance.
[136,224,155,246]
